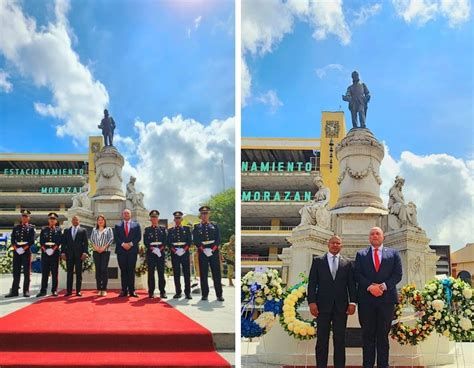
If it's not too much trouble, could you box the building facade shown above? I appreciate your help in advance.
[429,244,451,276]
[451,243,474,286]
[241,112,346,270]
[0,137,103,236]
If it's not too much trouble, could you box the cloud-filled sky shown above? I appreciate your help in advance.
[0,0,235,218]
[242,0,473,250]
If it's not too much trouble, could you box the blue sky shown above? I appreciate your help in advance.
[0,0,235,155]
[0,0,235,218]
[242,0,473,160]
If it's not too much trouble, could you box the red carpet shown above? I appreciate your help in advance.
[0,290,230,367]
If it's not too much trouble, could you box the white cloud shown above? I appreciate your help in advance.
[353,3,383,26]
[0,70,13,93]
[242,0,351,105]
[315,63,344,79]
[187,15,203,38]
[380,143,474,251]
[256,90,283,113]
[120,115,235,219]
[392,0,471,26]
[0,0,109,144]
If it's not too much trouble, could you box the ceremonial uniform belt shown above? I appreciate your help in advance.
[45,242,56,248]
[202,240,216,248]
[150,242,163,249]
[17,242,27,246]
[172,242,186,248]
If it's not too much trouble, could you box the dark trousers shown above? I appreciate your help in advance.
[93,251,110,291]
[198,250,222,298]
[117,251,137,294]
[11,252,31,293]
[171,252,191,295]
[358,302,395,368]
[316,308,348,368]
[147,252,166,295]
[66,254,83,293]
[40,253,59,293]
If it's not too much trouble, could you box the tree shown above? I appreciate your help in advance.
[202,188,235,244]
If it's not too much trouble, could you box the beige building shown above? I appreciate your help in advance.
[451,243,474,285]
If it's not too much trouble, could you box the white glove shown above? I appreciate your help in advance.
[152,248,162,257]
[203,248,213,257]
[45,248,54,256]
[176,248,185,256]
[16,247,25,255]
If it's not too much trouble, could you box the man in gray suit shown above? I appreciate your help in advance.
[61,216,89,296]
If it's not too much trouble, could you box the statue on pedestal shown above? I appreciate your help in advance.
[126,176,145,210]
[299,175,331,229]
[71,177,91,210]
[98,109,116,146]
[342,71,370,129]
[388,176,420,230]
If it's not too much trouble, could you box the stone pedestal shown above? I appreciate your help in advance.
[333,128,385,211]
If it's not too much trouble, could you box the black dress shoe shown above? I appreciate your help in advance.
[5,292,19,298]
[160,293,167,299]
[119,291,127,297]
[217,296,225,302]
[23,292,30,297]
[129,292,139,298]
[76,292,82,297]
[36,292,47,298]
[173,293,182,299]
[149,294,155,299]
[64,292,72,297]
[201,296,208,301]
[185,294,192,300]
[52,291,58,297]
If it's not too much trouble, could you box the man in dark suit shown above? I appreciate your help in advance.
[60,215,89,296]
[114,209,141,297]
[307,235,356,368]
[355,227,402,368]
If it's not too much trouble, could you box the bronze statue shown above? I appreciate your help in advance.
[342,71,370,129]
[98,109,116,146]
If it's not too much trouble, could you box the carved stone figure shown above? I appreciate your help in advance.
[71,178,91,210]
[98,109,116,146]
[388,176,420,230]
[126,176,145,209]
[342,71,370,129]
[299,175,330,228]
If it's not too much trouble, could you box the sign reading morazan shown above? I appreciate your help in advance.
[40,187,83,194]
[241,161,313,172]
[242,191,312,202]
[3,168,85,176]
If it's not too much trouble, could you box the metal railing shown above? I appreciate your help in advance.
[241,225,295,231]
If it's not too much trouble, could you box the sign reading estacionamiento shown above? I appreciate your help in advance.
[241,162,313,172]
[242,191,312,202]
[3,168,85,176]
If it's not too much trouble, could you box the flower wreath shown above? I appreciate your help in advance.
[280,273,316,340]
[390,284,434,345]
[422,277,473,342]
[241,268,283,338]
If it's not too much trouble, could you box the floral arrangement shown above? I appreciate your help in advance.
[280,273,316,340]
[421,277,473,342]
[390,284,434,345]
[391,277,473,344]
[0,246,14,274]
[241,268,283,338]
[135,257,148,277]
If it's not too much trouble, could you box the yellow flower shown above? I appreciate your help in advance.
[299,328,307,336]
[282,305,291,312]
[288,323,294,331]
[293,326,301,334]
[308,327,316,335]
[298,286,306,293]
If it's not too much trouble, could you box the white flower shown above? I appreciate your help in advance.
[242,286,248,292]
[432,299,445,311]
[434,312,442,320]
[255,312,276,329]
[459,317,472,331]
[462,289,472,299]
[465,309,472,316]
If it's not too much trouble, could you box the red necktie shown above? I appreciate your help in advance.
[374,248,380,272]
[125,222,129,237]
